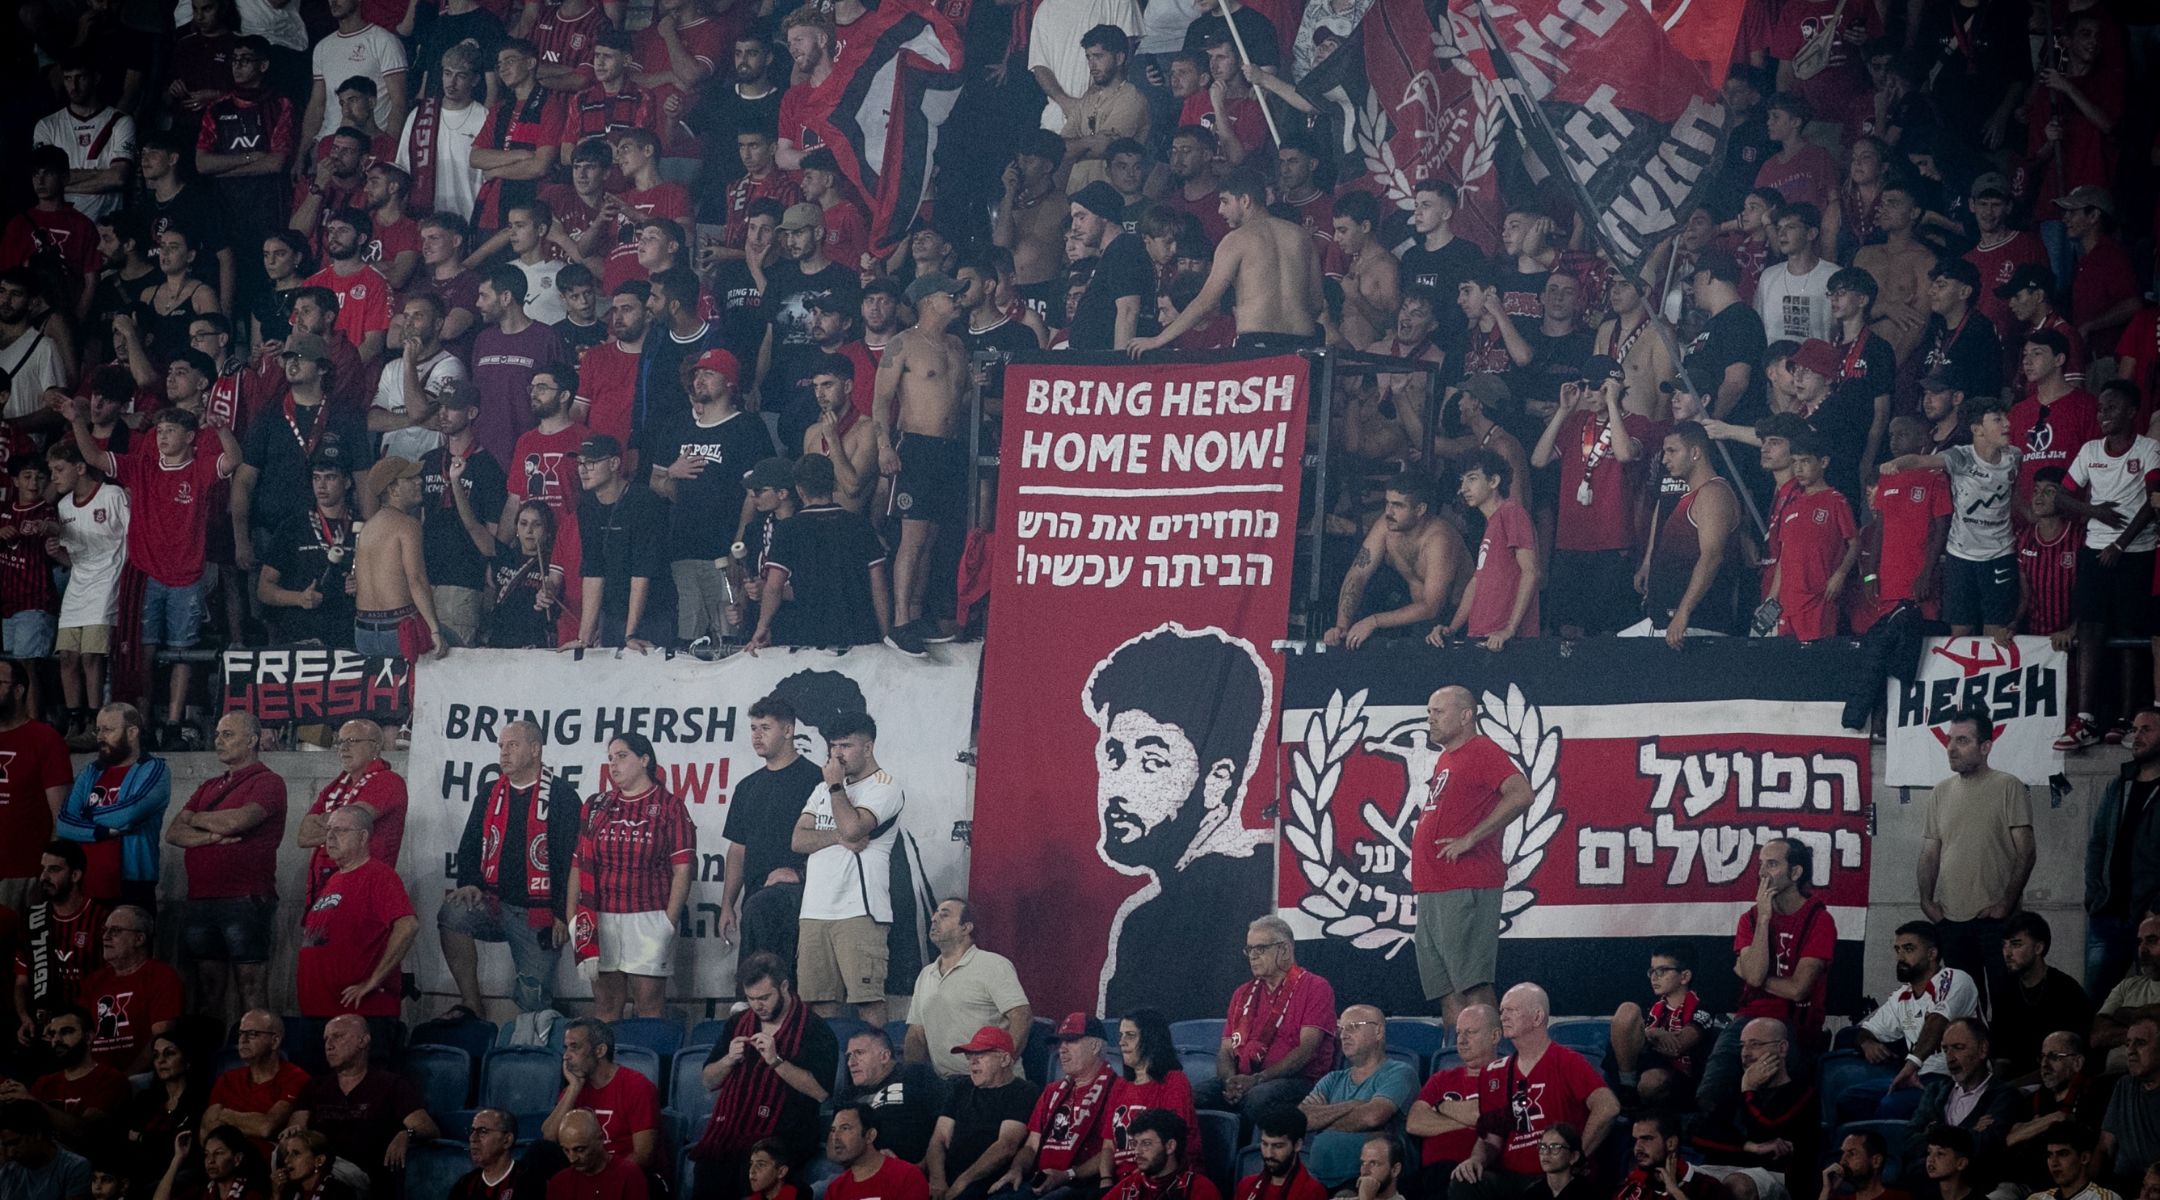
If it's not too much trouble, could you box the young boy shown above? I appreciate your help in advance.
[555,262,608,358]
[46,441,127,744]
[1607,944,1717,1105]
[1772,431,1858,642]
[1432,449,1539,649]
[2057,381,2160,750]
[1880,398,2023,643]
[0,455,59,661]
[2016,468,2081,651]
[1857,415,1950,629]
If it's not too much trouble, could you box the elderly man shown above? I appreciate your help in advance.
[2094,916,2160,1070]
[1908,1018,2019,1177]
[440,718,579,1019]
[908,900,1033,1080]
[1449,984,1619,1200]
[925,1027,1037,1200]
[203,1008,312,1161]
[543,1019,660,1170]
[452,1109,543,1199]
[1233,1108,1327,1200]
[298,807,418,1046]
[1297,1005,1419,1188]
[55,703,170,911]
[164,710,286,1017]
[292,1015,440,1196]
[2103,1016,2160,1191]
[1411,686,1531,1028]
[75,905,182,1072]
[551,1109,649,1199]
[1695,1019,1816,1199]
[2008,1032,2109,1188]
[297,718,407,903]
[833,1026,942,1164]
[1198,915,1337,1116]
[689,952,838,1199]
[995,1014,1118,1198]
[1410,1003,1502,1180]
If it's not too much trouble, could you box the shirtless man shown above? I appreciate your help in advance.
[1851,184,1935,362]
[803,353,878,512]
[1333,191,1400,348]
[1343,288,1445,464]
[1324,473,1465,648]
[991,131,1070,311]
[872,273,972,655]
[1595,274,1675,420]
[353,457,449,658]
[1435,375,1532,509]
[1130,169,1323,352]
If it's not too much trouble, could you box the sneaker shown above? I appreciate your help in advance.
[2106,720,2132,746]
[885,624,928,658]
[922,622,959,644]
[2055,719,2101,752]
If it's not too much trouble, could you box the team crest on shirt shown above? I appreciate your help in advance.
[1909,487,1927,503]
[571,33,587,48]
[351,283,368,300]
[175,482,195,505]
[529,832,550,868]
[1813,509,1828,524]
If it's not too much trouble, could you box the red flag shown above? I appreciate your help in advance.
[1645,0,1749,89]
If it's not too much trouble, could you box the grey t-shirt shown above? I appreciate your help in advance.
[2106,1071,2160,1185]
[1940,443,2022,562]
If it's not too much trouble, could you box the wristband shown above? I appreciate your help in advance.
[1861,574,1879,583]
[1904,1053,1922,1068]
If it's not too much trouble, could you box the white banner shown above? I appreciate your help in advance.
[1885,636,2067,787]
[405,645,979,1002]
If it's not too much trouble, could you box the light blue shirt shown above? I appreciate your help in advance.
[1306,1059,1420,1184]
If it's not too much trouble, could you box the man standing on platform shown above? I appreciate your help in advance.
[1411,686,1530,1029]
[298,718,407,903]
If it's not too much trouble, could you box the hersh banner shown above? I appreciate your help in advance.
[221,647,414,726]
[405,646,979,1001]
[1885,636,2067,787]
[1279,639,1873,1017]
[972,353,1310,1020]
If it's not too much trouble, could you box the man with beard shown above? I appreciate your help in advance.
[691,953,840,1199]
[1826,921,1977,1124]
[1088,625,1274,1016]
[9,844,106,1048]
[2,1005,130,1143]
[440,718,576,1017]
[578,282,650,448]
[256,447,360,647]
[996,1014,1118,1197]
[1326,474,1464,649]
[163,711,286,1019]
[55,705,169,912]
[1067,182,1155,352]
[297,718,407,904]
[236,332,374,577]
[1130,170,1322,352]
[637,266,719,436]
[757,207,847,449]
[374,294,465,465]
[305,211,394,367]
[1918,708,2036,1000]
[803,355,878,513]
[1232,1107,1327,1200]
[471,265,569,465]
[359,164,421,292]
[685,32,784,214]
[1106,1110,1218,1200]
[804,293,878,418]
[645,348,776,647]
[194,38,299,251]
[504,362,590,644]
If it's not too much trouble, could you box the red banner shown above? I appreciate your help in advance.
[972,354,1311,1019]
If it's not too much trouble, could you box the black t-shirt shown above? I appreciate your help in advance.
[704,1009,839,1163]
[942,1078,1039,1173]
[409,6,506,96]
[1509,324,1596,412]
[765,504,887,647]
[641,408,778,559]
[577,484,671,632]
[712,259,770,358]
[2112,779,2160,914]
[764,259,849,388]
[419,445,508,590]
[557,318,609,360]
[1820,332,1897,509]
[1990,964,2092,1077]
[295,1068,426,1189]
[242,400,376,534]
[686,83,787,219]
[1070,233,1156,351]
[722,756,820,898]
[265,508,356,646]
[1684,302,1769,424]
[1494,264,1549,321]
[485,546,556,648]
[1397,236,1484,360]
[833,1062,946,1164]
[145,182,228,262]
[1921,310,2004,402]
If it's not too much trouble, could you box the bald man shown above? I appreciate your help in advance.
[549,1108,650,1199]
[1412,687,1532,1027]
[1297,1004,1422,1187]
[297,718,409,903]
[291,1014,439,1193]
[1451,984,1619,1200]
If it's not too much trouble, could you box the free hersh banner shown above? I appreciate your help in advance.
[405,646,979,1002]
[221,646,413,725]
[1885,636,2068,787]
[972,353,1310,1020]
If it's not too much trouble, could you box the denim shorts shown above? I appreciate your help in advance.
[3,610,56,658]
[142,578,207,647]
[180,895,277,964]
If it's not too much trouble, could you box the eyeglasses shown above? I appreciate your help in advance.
[334,737,378,748]
[1337,1020,1379,1034]
[1243,941,1288,957]
[1646,967,1680,978]
[1536,1143,1572,1154]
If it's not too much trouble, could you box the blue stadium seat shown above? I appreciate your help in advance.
[615,1044,662,1090]
[212,1048,244,1081]
[1546,1018,1609,1062]
[612,1017,684,1063]
[1384,1045,1423,1078]
[1170,1019,1223,1053]
[1196,1109,1240,1192]
[1024,1016,1055,1083]
[825,1017,872,1052]
[885,1020,911,1054]
[400,1045,475,1118]
[481,1046,563,1126]
[405,1139,471,1198]
[410,1015,499,1073]
[1427,1051,1463,1074]
[495,1019,566,1052]
[1178,1048,1218,1084]
[1234,1144,1263,1187]
[673,1047,714,1118]
[1384,1018,1451,1063]
[690,1018,732,1048]
[679,1148,698,1197]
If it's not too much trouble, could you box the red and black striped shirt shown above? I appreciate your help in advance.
[2015,521,2081,636]
[0,499,58,618]
[577,785,695,913]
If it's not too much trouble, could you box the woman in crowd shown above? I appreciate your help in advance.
[568,731,694,1019]
[1097,1007,1199,1181]
[250,232,314,349]
[1824,136,1893,261]
[136,225,218,364]
[126,1032,210,1194]
[1527,1123,1597,1200]
[156,1127,268,1200]
[483,500,560,648]
[271,1129,358,1200]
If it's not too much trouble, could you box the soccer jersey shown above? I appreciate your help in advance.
[1774,486,1856,641]
[2015,521,2081,636]
[577,786,694,913]
[112,447,231,587]
[32,106,137,221]
[2068,435,2160,552]
[1869,469,1950,619]
[2010,391,2102,497]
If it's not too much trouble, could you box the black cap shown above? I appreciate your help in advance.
[806,286,860,315]
[578,433,624,459]
[1581,355,1624,386]
[742,456,794,490]
[1931,256,1981,291]
[1994,263,2055,300]
[310,441,353,472]
[1071,181,1125,222]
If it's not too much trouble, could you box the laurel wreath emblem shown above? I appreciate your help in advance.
[1342,12,1500,212]
[1285,685,1562,955]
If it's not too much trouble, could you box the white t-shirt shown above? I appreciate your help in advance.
[32,107,137,222]
[312,24,410,141]
[395,102,487,222]
[1029,0,1142,130]
[1755,259,1840,343]
[372,348,466,462]
[2068,433,2160,552]
[54,482,130,629]
[1856,964,1979,1077]
[516,258,568,326]
[798,770,906,922]
[1941,443,2022,562]
[0,327,68,419]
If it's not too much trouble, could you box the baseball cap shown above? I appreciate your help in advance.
[435,377,481,410]
[1050,1013,1107,1042]
[1459,373,1510,408]
[364,455,420,500]
[1071,180,1124,223]
[1826,266,1878,299]
[806,287,860,315]
[310,442,353,473]
[1580,355,1623,386]
[1789,338,1842,380]
[779,202,824,232]
[694,348,741,385]
[1931,257,1981,292]
[1969,172,2012,202]
[578,433,624,460]
[906,273,964,304]
[2054,185,2115,217]
[281,333,332,364]
[1994,263,2055,299]
[743,456,795,491]
[950,1026,1017,1056]
[1920,366,1964,393]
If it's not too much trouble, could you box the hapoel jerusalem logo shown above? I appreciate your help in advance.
[1284,685,1561,956]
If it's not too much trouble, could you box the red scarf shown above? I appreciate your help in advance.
[284,394,328,460]
[1229,966,1309,1074]
[568,782,659,969]
[308,758,388,901]
[1576,414,1616,506]
[404,98,444,216]
[479,773,556,929]
[1038,1062,1115,1160]
[693,997,812,1157]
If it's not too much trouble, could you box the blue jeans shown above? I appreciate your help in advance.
[1820,1049,1926,1126]
[142,577,206,646]
[437,892,561,1012]
[3,610,55,658]
[2091,910,2139,1000]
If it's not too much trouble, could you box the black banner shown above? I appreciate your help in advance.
[220,647,414,725]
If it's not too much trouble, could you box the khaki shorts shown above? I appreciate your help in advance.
[1414,887,1500,1000]
[55,625,111,654]
[798,915,888,1004]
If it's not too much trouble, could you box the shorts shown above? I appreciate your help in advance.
[180,895,277,964]
[1940,553,2018,630]
[2075,546,2157,636]
[798,914,889,1005]
[596,909,676,977]
[1016,279,1063,325]
[432,585,484,648]
[1546,549,1633,634]
[1414,887,1500,1000]
[55,625,111,655]
[672,558,738,642]
[3,610,55,658]
[142,577,207,647]
[893,433,967,526]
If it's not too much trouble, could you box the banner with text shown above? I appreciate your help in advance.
[405,646,978,1001]
[972,353,1310,1020]
[221,647,413,726]
[1279,639,1873,1017]
[1885,636,2067,787]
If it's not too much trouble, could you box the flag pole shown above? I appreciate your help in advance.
[1219,2,1284,148]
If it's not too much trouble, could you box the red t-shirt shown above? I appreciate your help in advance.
[304,264,394,349]
[826,1156,929,1200]
[822,202,871,275]
[1412,735,1526,893]
[78,958,184,1069]
[510,422,591,582]
[2009,390,2103,498]
[546,1155,651,1200]
[1763,0,1878,135]
[366,215,422,274]
[1465,500,1538,638]
[1414,1064,1483,1165]
[32,1064,131,1117]
[2072,236,2138,354]
[722,171,804,249]
[777,87,823,157]
[183,762,289,900]
[113,446,230,587]
[633,17,727,153]
[1752,144,1839,209]
[209,1061,313,1159]
[306,763,408,900]
[1163,187,1230,248]
[571,1066,659,1160]
[0,718,73,877]
[1554,411,1652,552]
[1179,90,1269,154]
[1773,486,1856,642]
[1869,470,1950,620]
[80,763,133,897]
[297,858,414,1017]
[1235,1168,1327,1200]
[530,1,612,87]
[1104,1075,1199,1175]
[2112,307,2160,433]
[1223,969,1337,1079]
[1732,894,1836,1036]
[1966,232,2048,345]
[0,206,102,280]
[1476,1044,1607,1176]
[576,341,642,449]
